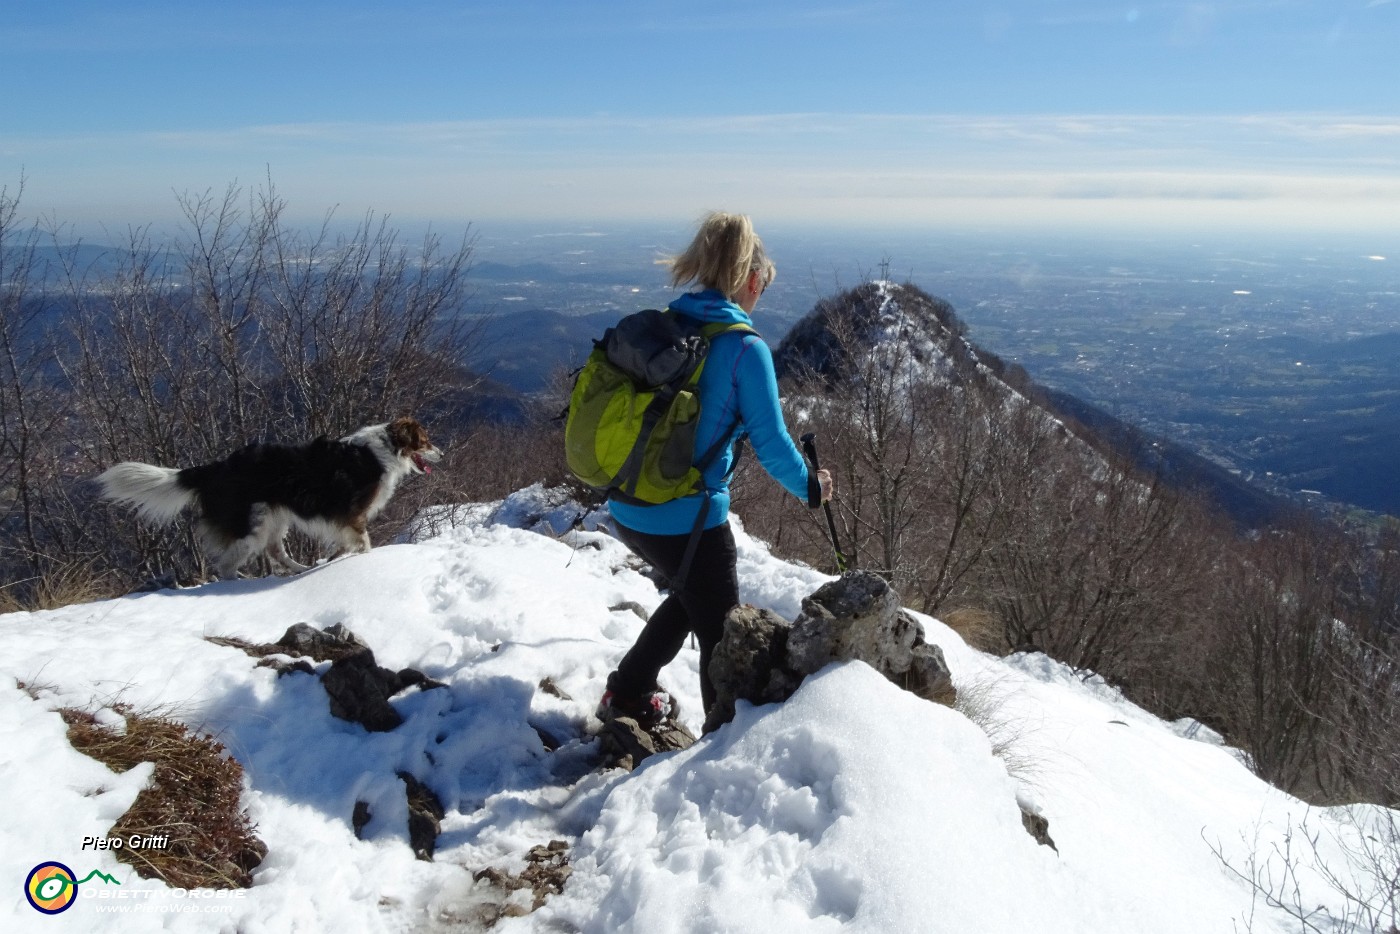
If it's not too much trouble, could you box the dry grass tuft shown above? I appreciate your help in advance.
[1,561,123,613]
[60,707,266,888]
[954,674,1042,788]
[940,606,1006,654]
[33,562,122,610]
[15,677,58,699]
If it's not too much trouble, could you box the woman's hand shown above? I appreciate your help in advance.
[817,469,835,503]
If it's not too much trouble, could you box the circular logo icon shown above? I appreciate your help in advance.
[25,862,78,914]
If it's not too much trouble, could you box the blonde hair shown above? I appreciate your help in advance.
[665,211,776,300]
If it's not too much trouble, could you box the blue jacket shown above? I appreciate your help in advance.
[609,289,818,536]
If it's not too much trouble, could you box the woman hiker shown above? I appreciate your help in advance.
[599,211,835,724]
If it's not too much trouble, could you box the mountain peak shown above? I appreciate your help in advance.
[772,279,979,383]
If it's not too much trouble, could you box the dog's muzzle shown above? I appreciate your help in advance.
[411,445,443,474]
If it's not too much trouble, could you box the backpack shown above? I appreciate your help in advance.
[565,309,756,505]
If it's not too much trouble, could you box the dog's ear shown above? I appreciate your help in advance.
[387,416,425,452]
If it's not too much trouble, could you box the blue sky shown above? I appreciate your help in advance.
[2,0,1398,237]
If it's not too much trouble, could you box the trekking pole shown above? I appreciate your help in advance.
[800,433,850,573]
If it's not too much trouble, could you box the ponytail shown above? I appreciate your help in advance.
[666,211,775,300]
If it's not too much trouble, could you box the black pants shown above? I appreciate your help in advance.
[610,521,739,714]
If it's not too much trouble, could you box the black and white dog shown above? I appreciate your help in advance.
[95,417,442,579]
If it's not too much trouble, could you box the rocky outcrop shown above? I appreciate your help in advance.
[399,771,446,861]
[351,774,448,861]
[705,570,956,733]
[704,605,802,732]
[321,651,444,732]
[209,621,446,731]
[790,572,957,706]
[468,841,573,923]
[597,715,696,770]
[1021,808,1057,852]
[273,622,373,662]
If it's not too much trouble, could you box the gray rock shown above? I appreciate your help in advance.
[706,570,956,732]
[788,572,912,675]
[1021,807,1058,852]
[321,647,445,732]
[608,601,650,622]
[597,715,696,770]
[398,771,445,861]
[789,573,955,707]
[352,800,372,838]
[275,621,371,662]
[703,605,801,734]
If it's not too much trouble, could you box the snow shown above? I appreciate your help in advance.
[2,483,1395,933]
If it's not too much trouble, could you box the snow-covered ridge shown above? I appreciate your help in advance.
[0,486,1393,932]
[775,279,1115,479]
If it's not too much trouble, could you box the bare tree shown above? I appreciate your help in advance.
[257,191,479,436]
[0,179,488,591]
[910,384,1061,615]
[0,179,46,578]
[1194,523,1352,796]
[1315,520,1400,805]
[1208,808,1399,933]
[0,180,107,605]
[983,460,1217,684]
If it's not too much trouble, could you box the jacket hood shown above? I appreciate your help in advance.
[668,289,755,329]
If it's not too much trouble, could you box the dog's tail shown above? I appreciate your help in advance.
[94,462,196,526]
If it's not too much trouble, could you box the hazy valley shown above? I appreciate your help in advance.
[463,224,1400,518]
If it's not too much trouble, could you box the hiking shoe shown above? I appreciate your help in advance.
[596,688,674,726]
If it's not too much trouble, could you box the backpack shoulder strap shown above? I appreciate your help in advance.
[699,320,759,340]
[690,321,759,476]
